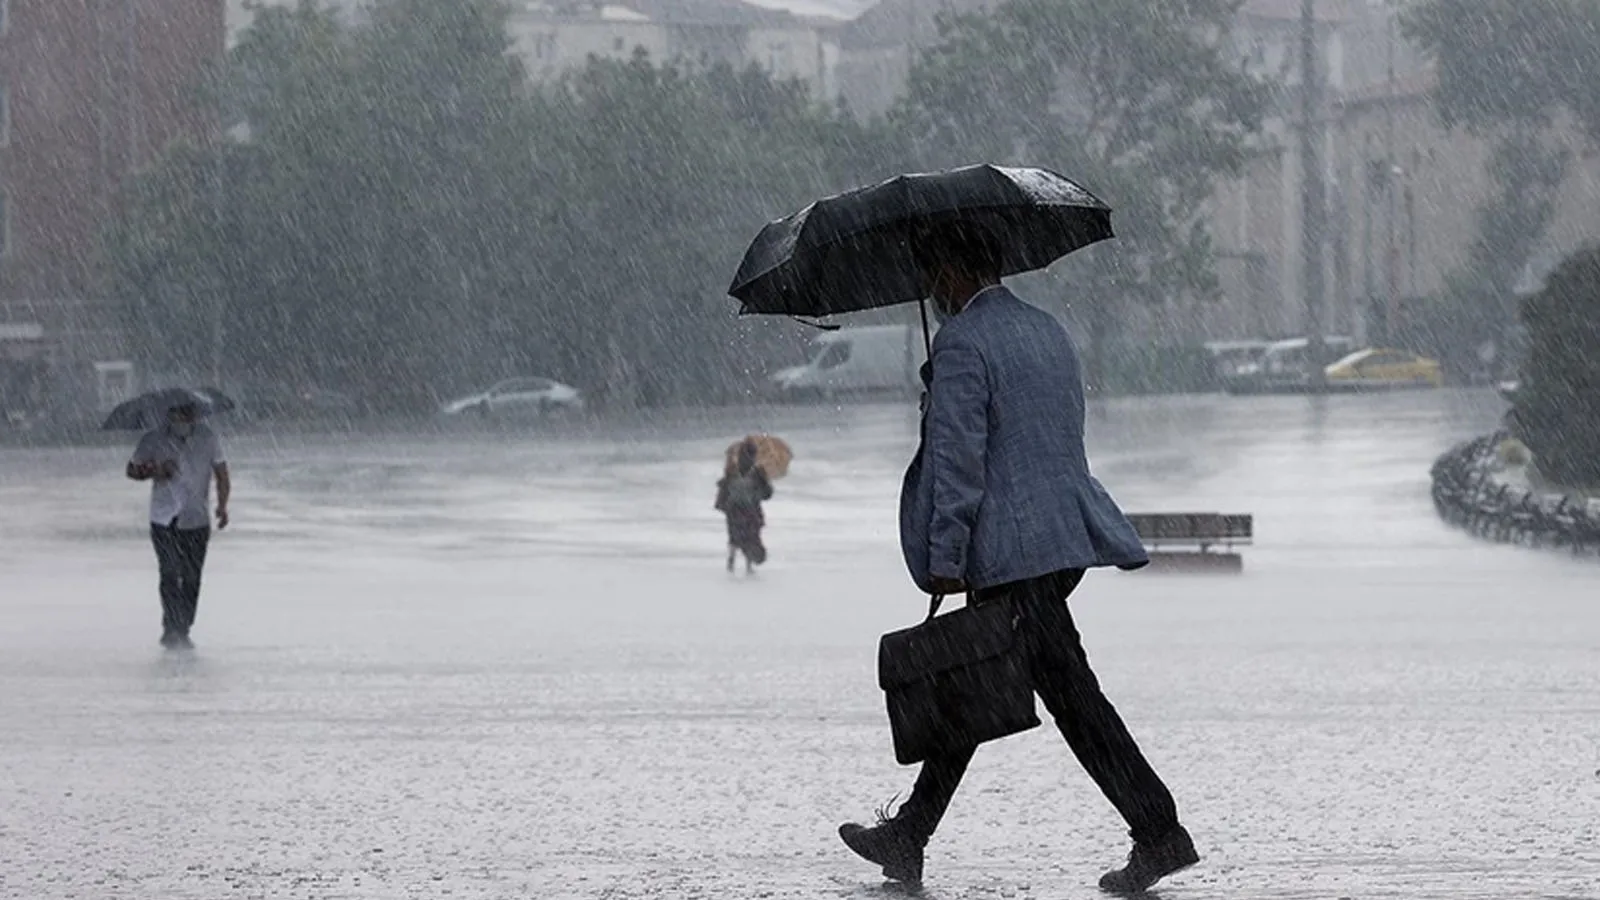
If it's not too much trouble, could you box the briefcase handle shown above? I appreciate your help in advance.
[925,589,977,622]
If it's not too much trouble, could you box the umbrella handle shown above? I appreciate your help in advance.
[918,298,933,361]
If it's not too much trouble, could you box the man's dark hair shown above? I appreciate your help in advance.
[911,220,1004,279]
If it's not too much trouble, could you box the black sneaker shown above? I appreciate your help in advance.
[159,631,180,649]
[1098,826,1198,895]
[838,816,924,885]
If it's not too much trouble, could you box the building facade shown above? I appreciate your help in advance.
[0,0,224,416]
[1205,0,1362,342]
[509,1,835,92]
[830,0,986,117]
[1211,0,1600,347]
[229,0,839,94]
[206,0,1600,367]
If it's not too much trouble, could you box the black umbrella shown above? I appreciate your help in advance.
[101,386,236,431]
[728,164,1113,319]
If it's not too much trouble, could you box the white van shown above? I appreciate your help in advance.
[771,325,927,400]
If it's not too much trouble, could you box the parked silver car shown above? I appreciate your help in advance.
[439,377,584,419]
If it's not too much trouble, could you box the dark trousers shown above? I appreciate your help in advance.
[725,513,767,565]
[895,568,1180,846]
[150,523,210,636]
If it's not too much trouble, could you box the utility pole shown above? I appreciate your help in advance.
[1383,4,1399,344]
[1299,0,1327,386]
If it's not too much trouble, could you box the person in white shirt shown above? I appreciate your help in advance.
[126,403,230,649]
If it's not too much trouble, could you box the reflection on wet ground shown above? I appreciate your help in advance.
[2,390,1597,898]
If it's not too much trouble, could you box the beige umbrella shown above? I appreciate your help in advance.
[725,434,792,479]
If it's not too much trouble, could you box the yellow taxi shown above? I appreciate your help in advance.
[1324,348,1444,390]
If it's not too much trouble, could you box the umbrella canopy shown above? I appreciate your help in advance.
[101,386,236,431]
[728,164,1113,318]
[726,434,792,480]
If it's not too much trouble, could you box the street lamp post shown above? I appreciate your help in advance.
[209,143,226,389]
[1387,162,1404,342]
[1363,154,1376,340]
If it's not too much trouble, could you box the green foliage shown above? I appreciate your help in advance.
[1401,0,1600,144]
[1404,0,1598,371]
[1417,134,1569,375]
[1515,245,1600,487]
[528,54,898,406]
[105,142,229,378]
[893,0,1266,382]
[105,0,885,411]
[105,0,1266,408]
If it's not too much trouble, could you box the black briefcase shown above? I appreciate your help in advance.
[877,594,1039,765]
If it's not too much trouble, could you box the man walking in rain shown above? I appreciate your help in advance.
[126,402,230,649]
[838,222,1196,894]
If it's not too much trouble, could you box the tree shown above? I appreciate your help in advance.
[1514,245,1600,487]
[893,0,1266,384]
[1402,0,1600,145]
[104,142,230,381]
[104,0,892,412]
[110,0,567,409]
[1403,0,1600,373]
[1424,134,1568,377]
[529,53,896,407]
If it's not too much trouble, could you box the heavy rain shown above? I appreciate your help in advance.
[2,1,1598,898]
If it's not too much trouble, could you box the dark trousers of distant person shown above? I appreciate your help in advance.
[891,568,1182,847]
[151,522,210,637]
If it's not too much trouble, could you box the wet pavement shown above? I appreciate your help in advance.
[2,390,1597,899]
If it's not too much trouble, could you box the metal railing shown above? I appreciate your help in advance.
[1430,432,1600,554]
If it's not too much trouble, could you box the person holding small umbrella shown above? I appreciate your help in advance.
[715,437,778,574]
[114,390,232,649]
[729,166,1197,894]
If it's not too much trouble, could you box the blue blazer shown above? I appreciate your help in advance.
[900,286,1149,592]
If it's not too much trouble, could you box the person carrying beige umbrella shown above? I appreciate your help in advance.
[715,435,790,574]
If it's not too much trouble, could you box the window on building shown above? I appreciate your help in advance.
[613,35,625,53]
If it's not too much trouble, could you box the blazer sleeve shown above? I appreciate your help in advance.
[925,335,989,580]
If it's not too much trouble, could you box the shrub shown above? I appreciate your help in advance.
[1515,245,1600,486]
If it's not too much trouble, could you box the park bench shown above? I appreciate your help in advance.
[1125,512,1253,573]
